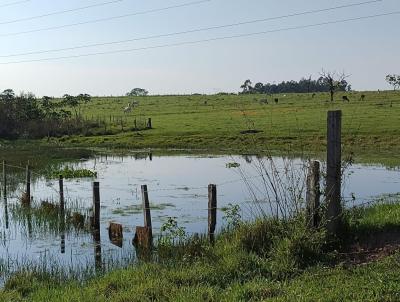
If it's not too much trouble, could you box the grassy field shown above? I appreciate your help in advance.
[33,90,400,164]
[2,201,400,301]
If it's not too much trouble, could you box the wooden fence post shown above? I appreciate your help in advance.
[147,118,152,129]
[306,161,320,228]
[92,182,100,231]
[326,110,342,234]
[2,160,6,201]
[59,175,65,253]
[25,164,31,204]
[59,175,64,212]
[208,184,217,243]
[133,185,153,250]
[141,185,152,231]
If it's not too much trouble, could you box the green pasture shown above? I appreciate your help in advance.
[48,91,400,163]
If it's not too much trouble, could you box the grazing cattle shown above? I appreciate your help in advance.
[312,93,316,98]
[274,98,279,104]
[123,103,132,113]
[342,95,350,102]
[360,94,366,101]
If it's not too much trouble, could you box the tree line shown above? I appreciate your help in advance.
[240,75,350,95]
[0,89,96,139]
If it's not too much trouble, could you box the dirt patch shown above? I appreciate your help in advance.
[341,230,400,265]
[240,129,263,135]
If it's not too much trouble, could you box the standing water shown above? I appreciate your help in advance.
[0,153,399,281]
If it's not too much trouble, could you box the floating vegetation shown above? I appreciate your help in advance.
[226,162,240,168]
[111,203,175,216]
[46,166,97,179]
[9,199,91,235]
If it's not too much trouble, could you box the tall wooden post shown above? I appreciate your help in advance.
[92,182,100,231]
[2,160,6,201]
[59,175,65,254]
[306,161,320,228]
[326,110,342,234]
[141,185,152,231]
[208,184,217,243]
[25,164,31,203]
[59,175,64,212]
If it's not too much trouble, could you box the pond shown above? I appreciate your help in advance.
[0,152,399,281]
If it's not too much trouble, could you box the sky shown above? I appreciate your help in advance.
[0,0,398,97]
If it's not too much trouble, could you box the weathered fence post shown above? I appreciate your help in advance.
[92,182,100,231]
[133,185,153,250]
[2,160,6,201]
[306,161,320,228]
[59,175,65,253]
[147,118,152,129]
[141,185,152,231]
[25,164,31,204]
[208,184,217,243]
[92,181,102,269]
[326,110,342,234]
[59,175,64,212]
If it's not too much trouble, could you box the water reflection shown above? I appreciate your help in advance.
[0,153,398,280]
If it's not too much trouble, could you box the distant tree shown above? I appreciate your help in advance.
[0,89,15,102]
[62,94,79,117]
[320,70,350,102]
[76,93,91,103]
[240,80,253,94]
[126,88,148,97]
[386,74,400,91]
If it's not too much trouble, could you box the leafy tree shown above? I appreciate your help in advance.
[386,74,400,91]
[76,93,91,103]
[62,94,80,117]
[0,89,15,102]
[126,88,148,97]
[240,80,253,94]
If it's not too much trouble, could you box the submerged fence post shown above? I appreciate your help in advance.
[306,161,320,228]
[92,182,100,231]
[2,160,6,200]
[208,184,217,243]
[326,110,342,234]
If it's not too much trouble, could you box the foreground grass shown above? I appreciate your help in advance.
[2,202,400,301]
[38,91,400,163]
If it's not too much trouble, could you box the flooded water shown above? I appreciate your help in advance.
[0,153,399,280]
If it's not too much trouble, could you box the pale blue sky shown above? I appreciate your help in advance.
[0,0,398,96]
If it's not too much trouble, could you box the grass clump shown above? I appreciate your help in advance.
[47,166,97,179]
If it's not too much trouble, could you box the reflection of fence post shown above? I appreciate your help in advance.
[2,160,6,200]
[306,161,320,229]
[92,182,100,231]
[326,110,342,235]
[208,184,217,243]
[25,164,31,203]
